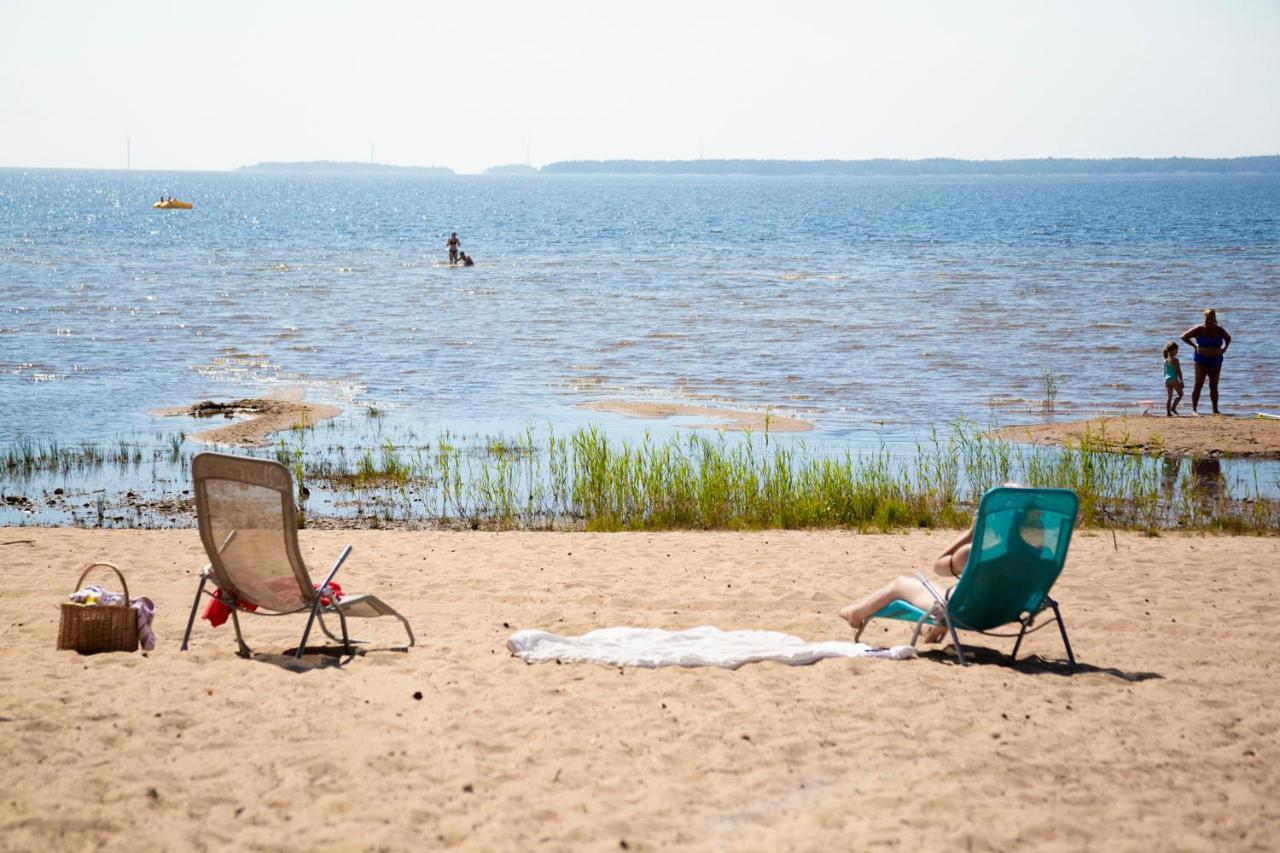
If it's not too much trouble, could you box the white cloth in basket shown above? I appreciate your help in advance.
[69,585,156,651]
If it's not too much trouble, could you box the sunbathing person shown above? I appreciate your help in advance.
[838,483,1020,642]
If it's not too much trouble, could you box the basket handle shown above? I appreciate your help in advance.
[73,562,131,607]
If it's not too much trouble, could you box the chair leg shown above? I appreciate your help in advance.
[228,604,252,658]
[1048,599,1077,668]
[909,615,928,647]
[396,611,416,648]
[180,575,208,651]
[317,612,342,642]
[944,615,967,666]
[1011,620,1030,662]
[297,597,325,659]
[317,612,372,647]
[332,607,353,655]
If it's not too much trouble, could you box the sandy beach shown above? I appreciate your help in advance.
[581,401,813,433]
[154,398,343,447]
[3,528,1277,850]
[993,415,1280,459]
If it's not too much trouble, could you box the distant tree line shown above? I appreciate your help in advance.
[538,156,1280,176]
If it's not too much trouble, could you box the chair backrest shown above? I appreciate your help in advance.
[948,487,1079,631]
[192,452,316,613]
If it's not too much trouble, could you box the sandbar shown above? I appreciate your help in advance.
[581,400,813,432]
[993,414,1280,458]
[2,528,1277,848]
[155,397,341,447]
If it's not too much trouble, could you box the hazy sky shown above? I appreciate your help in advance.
[2,0,1278,173]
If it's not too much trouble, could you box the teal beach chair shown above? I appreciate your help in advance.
[855,487,1079,667]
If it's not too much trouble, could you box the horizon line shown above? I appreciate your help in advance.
[3,153,1278,176]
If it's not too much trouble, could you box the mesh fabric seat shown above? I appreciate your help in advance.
[180,452,415,658]
[855,487,1079,666]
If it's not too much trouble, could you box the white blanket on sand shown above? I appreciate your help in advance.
[507,626,916,669]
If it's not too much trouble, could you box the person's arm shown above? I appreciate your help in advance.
[1180,325,1202,348]
[932,527,974,577]
[1219,327,1231,353]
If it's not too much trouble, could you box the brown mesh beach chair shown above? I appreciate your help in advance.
[180,452,415,658]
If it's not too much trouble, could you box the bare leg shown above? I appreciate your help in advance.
[839,526,974,643]
[1166,384,1174,416]
[1172,384,1182,415]
[839,575,941,639]
[1207,364,1221,414]
[1191,363,1208,414]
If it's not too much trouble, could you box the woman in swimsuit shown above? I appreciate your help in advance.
[1180,308,1231,415]
[837,483,1020,642]
[838,525,973,642]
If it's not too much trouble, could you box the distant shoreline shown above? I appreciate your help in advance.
[538,155,1280,176]
[5,156,1279,176]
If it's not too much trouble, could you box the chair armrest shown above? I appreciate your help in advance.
[914,572,949,611]
[316,545,354,598]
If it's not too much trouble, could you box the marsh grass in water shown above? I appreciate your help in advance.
[277,420,1277,533]
[3,420,1276,533]
[3,435,179,475]
[1041,368,1064,415]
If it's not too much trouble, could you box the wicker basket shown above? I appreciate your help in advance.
[57,562,139,654]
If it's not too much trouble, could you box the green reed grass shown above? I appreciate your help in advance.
[398,421,1275,533]
[8,419,1277,534]
[263,418,1280,533]
[2,437,169,475]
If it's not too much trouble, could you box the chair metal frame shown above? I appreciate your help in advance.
[876,572,1076,667]
[180,453,415,658]
[855,487,1078,668]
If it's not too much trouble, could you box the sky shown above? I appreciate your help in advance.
[1,0,1278,173]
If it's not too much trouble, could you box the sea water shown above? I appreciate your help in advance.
[2,169,1278,520]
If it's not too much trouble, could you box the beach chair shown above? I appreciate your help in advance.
[856,487,1078,667]
[180,452,415,658]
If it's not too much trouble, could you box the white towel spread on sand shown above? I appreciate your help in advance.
[507,626,916,669]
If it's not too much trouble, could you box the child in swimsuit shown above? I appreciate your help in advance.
[1163,341,1183,416]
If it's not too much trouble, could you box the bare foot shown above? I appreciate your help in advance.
[922,623,947,643]
[837,604,865,631]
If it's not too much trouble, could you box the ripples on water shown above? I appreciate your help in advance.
[2,170,1278,518]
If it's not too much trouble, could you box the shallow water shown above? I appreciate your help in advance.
[2,169,1279,522]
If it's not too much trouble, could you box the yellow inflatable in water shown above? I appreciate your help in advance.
[154,199,193,209]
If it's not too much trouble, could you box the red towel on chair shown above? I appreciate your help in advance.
[202,582,343,627]
[202,588,258,627]
[316,581,344,606]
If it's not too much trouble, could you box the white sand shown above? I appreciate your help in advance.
[2,528,1278,849]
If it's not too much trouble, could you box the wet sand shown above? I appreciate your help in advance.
[3,528,1278,849]
[581,400,813,432]
[155,398,342,447]
[994,414,1280,458]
